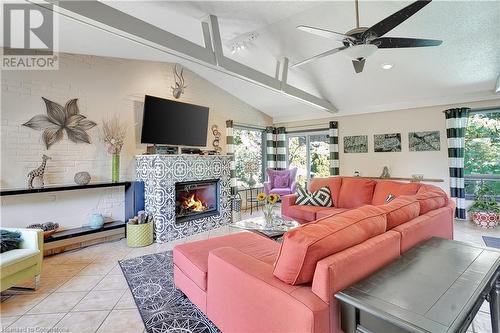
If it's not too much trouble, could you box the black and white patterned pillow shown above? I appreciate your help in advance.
[296,186,333,207]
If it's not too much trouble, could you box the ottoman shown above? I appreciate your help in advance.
[173,232,280,313]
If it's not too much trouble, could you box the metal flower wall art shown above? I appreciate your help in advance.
[23,97,97,149]
[171,64,187,99]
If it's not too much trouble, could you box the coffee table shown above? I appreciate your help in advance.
[336,237,500,333]
[230,215,300,240]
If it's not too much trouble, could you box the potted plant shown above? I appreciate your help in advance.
[468,184,500,229]
[100,116,126,182]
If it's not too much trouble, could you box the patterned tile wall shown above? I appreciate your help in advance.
[136,155,231,243]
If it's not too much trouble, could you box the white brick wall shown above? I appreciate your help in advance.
[1,52,271,229]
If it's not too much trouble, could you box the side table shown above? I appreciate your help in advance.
[336,237,500,333]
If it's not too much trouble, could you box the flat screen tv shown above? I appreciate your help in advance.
[141,95,209,147]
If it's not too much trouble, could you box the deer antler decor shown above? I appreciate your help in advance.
[171,64,187,99]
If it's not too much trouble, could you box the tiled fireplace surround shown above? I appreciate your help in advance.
[136,155,231,243]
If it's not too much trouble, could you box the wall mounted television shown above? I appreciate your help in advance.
[140,95,209,147]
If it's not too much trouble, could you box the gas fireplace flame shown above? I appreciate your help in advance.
[182,194,208,212]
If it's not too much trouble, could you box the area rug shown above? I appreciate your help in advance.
[482,236,500,249]
[119,251,220,333]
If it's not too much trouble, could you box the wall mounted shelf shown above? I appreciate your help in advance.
[0,181,131,196]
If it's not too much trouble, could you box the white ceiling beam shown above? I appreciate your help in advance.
[35,0,337,114]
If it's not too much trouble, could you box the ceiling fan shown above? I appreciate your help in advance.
[291,0,442,73]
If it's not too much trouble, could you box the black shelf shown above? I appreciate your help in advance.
[0,181,131,196]
[44,220,126,243]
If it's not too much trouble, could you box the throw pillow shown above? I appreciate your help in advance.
[274,175,289,188]
[385,194,396,203]
[296,186,333,207]
[0,229,22,253]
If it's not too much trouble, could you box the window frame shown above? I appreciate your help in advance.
[285,130,329,183]
[233,124,267,188]
[464,107,500,201]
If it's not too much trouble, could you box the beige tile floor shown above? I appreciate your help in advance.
[1,216,499,333]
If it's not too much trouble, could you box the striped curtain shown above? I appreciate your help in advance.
[265,127,276,169]
[445,108,470,219]
[226,120,238,195]
[275,127,287,170]
[329,121,339,175]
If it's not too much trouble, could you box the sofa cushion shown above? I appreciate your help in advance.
[316,208,350,220]
[337,178,376,209]
[378,197,421,229]
[0,249,40,278]
[284,205,325,222]
[309,177,342,207]
[296,186,333,207]
[273,205,387,285]
[414,188,448,214]
[173,232,279,291]
[371,181,421,206]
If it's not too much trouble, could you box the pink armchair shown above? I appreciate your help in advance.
[264,167,298,196]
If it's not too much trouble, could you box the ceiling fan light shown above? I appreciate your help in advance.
[342,44,378,60]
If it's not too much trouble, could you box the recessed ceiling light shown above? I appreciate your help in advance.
[381,63,394,70]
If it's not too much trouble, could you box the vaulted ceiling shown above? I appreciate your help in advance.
[13,1,500,122]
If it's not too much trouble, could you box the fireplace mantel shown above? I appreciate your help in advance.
[136,154,231,242]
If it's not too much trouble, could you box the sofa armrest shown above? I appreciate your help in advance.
[3,228,43,251]
[312,231,401,304]
[207,247,329,333]
[282,194,298,207]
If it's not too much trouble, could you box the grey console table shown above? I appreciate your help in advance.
[336,237,500,333]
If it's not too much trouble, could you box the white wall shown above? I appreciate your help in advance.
[276,99,500,193]
[1,52,271,229]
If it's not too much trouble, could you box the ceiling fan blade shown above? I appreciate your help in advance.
[352,58,366,73]
[291,46,348,68]
[371,37,442,48]
[362,0,433,40]
[297,25,356,43]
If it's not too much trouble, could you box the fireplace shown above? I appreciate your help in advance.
[175,179,219,223]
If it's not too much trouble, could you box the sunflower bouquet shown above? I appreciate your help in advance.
[256,192,280,225]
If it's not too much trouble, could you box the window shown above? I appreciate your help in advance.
[287,132,330,187]
[233,126,265,188]
[464,109,500,200]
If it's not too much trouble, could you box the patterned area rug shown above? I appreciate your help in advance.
[119,251,220,333]
[483,236,500,249]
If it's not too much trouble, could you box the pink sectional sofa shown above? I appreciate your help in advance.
[173,177,454,333]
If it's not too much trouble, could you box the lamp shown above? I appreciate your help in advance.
[341,44,378,60]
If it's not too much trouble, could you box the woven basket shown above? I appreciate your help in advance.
[126,222,154,247]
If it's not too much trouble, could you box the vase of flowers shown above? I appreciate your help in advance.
[256,192,280,227]
[101,116,126,183]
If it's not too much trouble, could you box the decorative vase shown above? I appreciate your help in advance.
[263,205,274,228]
[89,213,104,229]
[471,212,499,229]
[112,154,120,182]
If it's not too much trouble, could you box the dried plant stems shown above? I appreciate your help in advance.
[101,115,126,155]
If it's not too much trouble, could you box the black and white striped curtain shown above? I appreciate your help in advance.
[445,108,470,219]
[226,120,238,195]
[265,127,276,170]
[265,127,286,170]
[329,121,339,176]
[275,127,287,170]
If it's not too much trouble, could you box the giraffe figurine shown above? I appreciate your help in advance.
[27,155,51,189]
